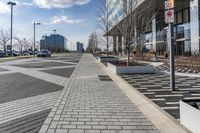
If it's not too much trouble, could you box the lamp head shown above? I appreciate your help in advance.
[7,1,16,6]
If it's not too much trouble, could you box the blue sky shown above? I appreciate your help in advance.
[0,0,100,50]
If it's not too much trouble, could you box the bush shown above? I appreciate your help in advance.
[149,50,156,55]
[132,50,137,55]
[133,53,157,62]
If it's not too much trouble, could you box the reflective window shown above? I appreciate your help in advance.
[183,9,189,23]
[177,12,183,24]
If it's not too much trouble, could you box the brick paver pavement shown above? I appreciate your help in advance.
[40,54,159,133]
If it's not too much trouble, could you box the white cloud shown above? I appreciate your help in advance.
[47,16,84,25]
[0,1,10,14]
[22,2,34,6]
[32,0,90,9]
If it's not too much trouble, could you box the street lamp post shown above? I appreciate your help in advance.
[53,29,57,52]
[33,21,41,56]
[164,0,175,91]
[7,1,16,56]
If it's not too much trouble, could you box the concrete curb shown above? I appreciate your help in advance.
[91,54,191,133]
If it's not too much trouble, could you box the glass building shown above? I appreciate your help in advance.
[106,0,200,56]
[40,34,67,52]
[76,42,84,52]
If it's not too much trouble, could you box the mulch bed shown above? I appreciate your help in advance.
[111,61,144,67]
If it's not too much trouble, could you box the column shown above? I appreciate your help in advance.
[118,36,122,54]
[190,0,200,55]
[152,15,157,51]
[134,23,137,46]
[113,36,117,54]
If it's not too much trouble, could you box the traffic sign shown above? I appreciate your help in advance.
[165,9,174,23]
[165,0,174,10]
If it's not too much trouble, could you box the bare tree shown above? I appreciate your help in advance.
[23,39,33,51]
[0,30,10,55]
[87,35,94,53]
[96,0,113,57]
[14,37,25,54]
[35,41,40,51]
[111,0,160,65]
[89,32,96,52]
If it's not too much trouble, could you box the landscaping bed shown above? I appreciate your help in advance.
[98,56,119,62]
[162,56,200,73]
[133,53,158,62]
[107,61,155,74]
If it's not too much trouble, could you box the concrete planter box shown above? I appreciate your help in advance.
[98,56,119,62]
[107,62,155,74]
[180,100,200,133]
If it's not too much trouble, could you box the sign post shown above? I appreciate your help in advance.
[165,0,175,91]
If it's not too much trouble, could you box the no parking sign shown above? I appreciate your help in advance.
[165,9,174,23]
[165,0,174,10]
[165,0,174,24]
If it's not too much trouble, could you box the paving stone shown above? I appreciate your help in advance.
[0,73,63,104]
[68,129,84,133]
[39,54,159,133]
[120,72,200,120]
[13,62,72,68]
[101,130,116,133]
[56,129,68,133]
[85,130,100,133]
[41,67,75,78]
[0,109,50,133]
[0,68,8,72]
[117,131,132,133]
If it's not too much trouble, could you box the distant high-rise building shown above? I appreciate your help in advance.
[76,42,84,52]
[40,34,67,52]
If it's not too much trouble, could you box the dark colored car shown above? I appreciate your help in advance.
[37,50,51,57]
[0,51,6,57]
[13,51,20,56]
[22,51,31,56]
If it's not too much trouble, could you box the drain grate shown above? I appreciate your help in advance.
[98,75,113,81]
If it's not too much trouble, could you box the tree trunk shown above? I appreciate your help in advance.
[127,48,130,66]
[4,45,7,56]
[21,47,23,55]
[106,36,109,57]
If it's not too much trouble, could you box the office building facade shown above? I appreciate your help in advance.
[40,34,67,52]
[76,42,84,52]
[107,0,200,56]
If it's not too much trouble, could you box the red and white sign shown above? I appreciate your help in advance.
[165,9,174,23]
[165,0,174,10]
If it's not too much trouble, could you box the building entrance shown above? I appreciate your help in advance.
[175,41,185,56]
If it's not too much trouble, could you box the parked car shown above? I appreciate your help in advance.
[34,51,40,55]
[13,51,20,56]
[22,51,30,56]
[37,50,51,57]
[0,51,6,57]
[27,51,33,55]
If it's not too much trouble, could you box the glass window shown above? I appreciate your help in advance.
[183,9,189,23]
[177,12,183,24]
[174,13,177,24]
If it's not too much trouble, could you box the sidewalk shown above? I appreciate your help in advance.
[39,54,159,133]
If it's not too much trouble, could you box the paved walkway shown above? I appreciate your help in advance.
[39,54,159,133]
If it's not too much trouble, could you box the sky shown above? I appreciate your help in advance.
[0,0,100,50]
